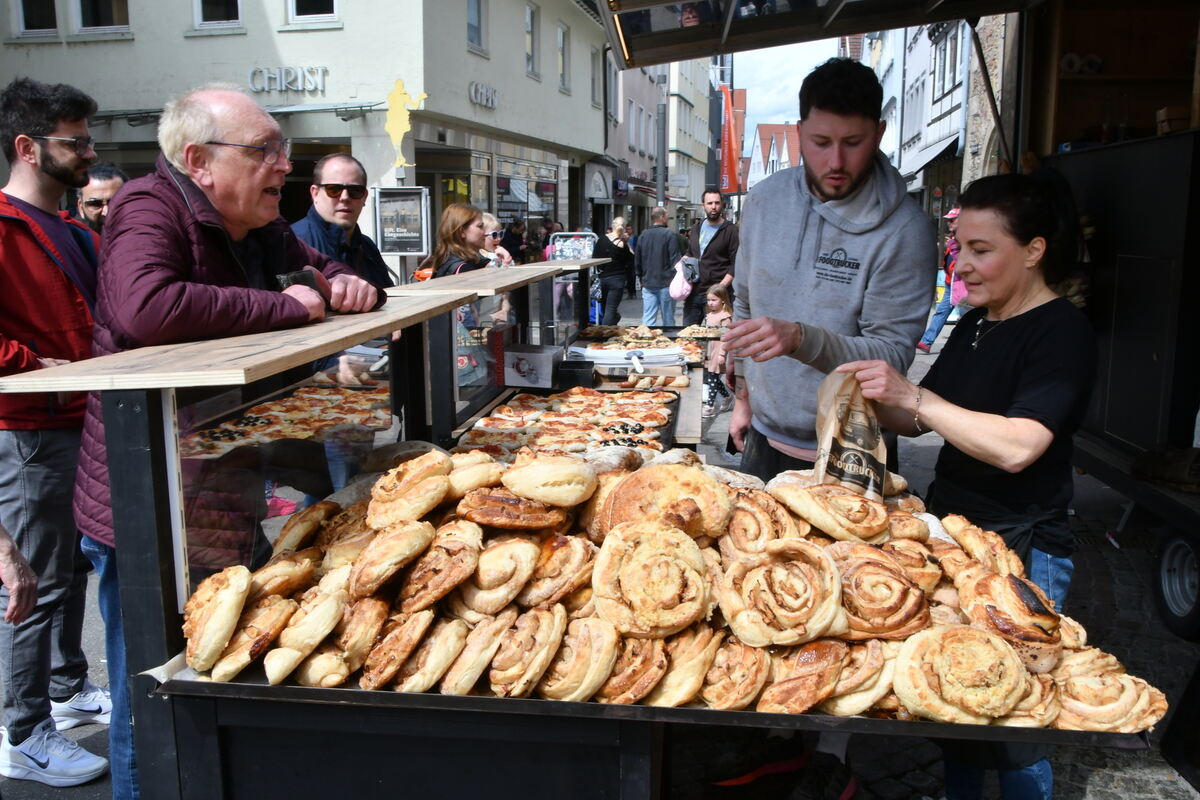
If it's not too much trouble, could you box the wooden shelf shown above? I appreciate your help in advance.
[385,265,561,297]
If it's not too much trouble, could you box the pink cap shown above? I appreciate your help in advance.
[944,208,960,219]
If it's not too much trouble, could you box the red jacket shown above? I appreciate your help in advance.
[0,192,97,429]
[74,155,384,549]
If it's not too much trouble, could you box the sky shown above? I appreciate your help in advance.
[732,38,840,157]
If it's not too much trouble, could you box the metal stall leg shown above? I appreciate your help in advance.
[619,721,662,800]
[577,269,592,331]
[103,390,186,800]
[398,324,430,443]
[425,313,456,448]
[511,284,531,344]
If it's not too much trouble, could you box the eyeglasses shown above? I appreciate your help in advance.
[81,198,110,209]
[486,231,504,240]
[316,183,367,200]
[30,135,95,156]
[204,138,292,165]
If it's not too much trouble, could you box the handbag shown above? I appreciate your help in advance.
[669,256,699,301]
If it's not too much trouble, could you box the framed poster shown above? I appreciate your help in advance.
[375,186,430,256]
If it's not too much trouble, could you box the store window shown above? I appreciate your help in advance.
[467,0,487,53]
[524,3,539,78]
[19,0,56,32]
[196,0,239,26]
[556,24,570,92]
[77,0,129,29]
[289,0,336,23]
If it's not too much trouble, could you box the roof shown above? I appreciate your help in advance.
[754,123,799,167]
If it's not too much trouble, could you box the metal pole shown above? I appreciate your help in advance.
[656,101,667,206]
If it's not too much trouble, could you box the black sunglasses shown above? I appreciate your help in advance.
[317,183,367,200]
[486,231,504,239]
[81,198,110,209]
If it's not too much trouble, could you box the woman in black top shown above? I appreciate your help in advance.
[839,172,1095,800]
[591,216,634,325]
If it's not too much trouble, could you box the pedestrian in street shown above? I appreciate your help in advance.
[916,207,962,352]
[634,205,682,326]
[701,284,734,418]
[682,189,738,326]
[591,216,634,326]
[500,218,528,264]
[74,161,127,235]
[0,76,112,789]
[839,170,1094,800]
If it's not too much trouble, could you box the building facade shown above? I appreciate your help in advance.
[667,57,712,229]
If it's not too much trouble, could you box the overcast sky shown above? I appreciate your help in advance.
[732,39,840,156]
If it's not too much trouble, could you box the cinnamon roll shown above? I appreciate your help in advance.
[453,534,541,616]
[893,625,1028,723]
[827,541,931,640]
[397,519,483,613]
[940,515,1025,577]
[1054,673,1168,733]
[756,639,849,714]
[699,637,771,711]
[489,604,569,698]
[718,489,806,563]
[878,539,942,594]
[594,637,668,705]
[817,639,899,717]
[1050,646,1125,683]
[995,673,1061,728]
[643,623,726,707]
[536,617,620,702]
[515,533,597,608]
[769,483,890,545]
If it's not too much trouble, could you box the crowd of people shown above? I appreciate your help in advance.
[0,54,1093,800]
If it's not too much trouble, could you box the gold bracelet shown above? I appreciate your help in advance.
[913,386,926,433]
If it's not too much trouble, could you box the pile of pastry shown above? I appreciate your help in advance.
[456,386,677,461]
[181,446,1167,734]
[578,325,706,364]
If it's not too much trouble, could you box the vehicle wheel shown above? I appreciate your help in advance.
[1155,534,1200,641]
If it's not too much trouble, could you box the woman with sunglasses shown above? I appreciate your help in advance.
[480,213,515,324]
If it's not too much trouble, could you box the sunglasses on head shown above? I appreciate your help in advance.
[316,183,367,200]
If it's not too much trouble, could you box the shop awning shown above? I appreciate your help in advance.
[633,185,688,203]
[264,101,384,120]
[901,136,959,180]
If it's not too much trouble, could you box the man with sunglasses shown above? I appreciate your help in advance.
[74,161,128,234]
[292,152,393,288]
[0,76,111,789]
[72,83,384,800]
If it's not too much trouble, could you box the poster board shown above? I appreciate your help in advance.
[375,186,430,256]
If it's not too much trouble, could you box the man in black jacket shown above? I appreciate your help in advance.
[634,206,681,325]
[683,188,738,325]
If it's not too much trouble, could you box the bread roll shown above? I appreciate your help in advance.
[348,520,435,599]
[501,451,598,507]
[209,595,298,682]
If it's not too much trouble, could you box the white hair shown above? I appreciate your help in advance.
[157,82,253,172]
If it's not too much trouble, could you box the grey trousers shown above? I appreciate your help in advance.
[0,428,90,744]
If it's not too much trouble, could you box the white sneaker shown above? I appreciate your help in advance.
[50,679,112,730]
[0,718,109,787]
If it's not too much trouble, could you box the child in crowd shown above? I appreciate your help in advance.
[702,284,734,418]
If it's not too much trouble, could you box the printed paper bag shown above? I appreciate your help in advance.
[812,371,887,501]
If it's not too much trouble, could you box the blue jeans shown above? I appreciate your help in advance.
[80,536,139,800]
[919,284,954,347]
[641,287,675,326]
[942,548,1072,800]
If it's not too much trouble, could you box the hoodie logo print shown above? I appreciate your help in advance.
[814,247,862,285]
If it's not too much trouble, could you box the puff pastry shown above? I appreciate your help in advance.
[699,637,771,711]
[603,464,732,540]
[893,625,1027,723]
[209,594,298,682]
[878,539,941,594]
[334,595,390,673]
[248,547,321,604]
[719,489,806,563]
[294,642,350,688]
[770,484,890,545]
[594,637,668,705]
[348,520,435,600]
[398,519,484,613]
[643,623,726,707]
[263,581,349,685]
[441,606,520,696]
[359,608,436,690]
[395,618,470,693]
[501,450,599,507]
[940,515,1025,577]
[454,534,541,616]
[489,604,568,698]
[515,533,597,608]
[1054,673,1167,733]
[184,565,252,672]
[536,617,620,702]
[955,567,1061,673]
[756,639,849,714]
[273,501,340,554]
[886,510,929,543]
[817,639,898,717]
[316,500,372,550]
[457,487,569,530]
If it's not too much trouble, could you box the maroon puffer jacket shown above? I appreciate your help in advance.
[74,155,383,549]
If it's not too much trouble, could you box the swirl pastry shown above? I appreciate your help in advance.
[489,604,568,698]
[501,451,599,507]
[263,581,349,685]
[395,618,470,693]
[718,537,848,647]
[756,639,850,714]
[770,484,890,545]
[371,449,453,499]
[878,539,941,594]
[602,464,733,540]
[210,594,299,682]
[536,617,620,702]
[817,639,899,717]
[320,527,377,578]
[580,469,630,544]
[184,565,253,672]
[273,500,340,554]
[457,487,568,530]
[515,533,597,608]
[940,515,1025,577]
[929,603,966,626]
[446,457,505,502]
[594,637,668,704]
[334,595,390,672]
[1055,673,1168,733]
[643,623,726,707]
[316,500,371,550]
[359,608,436,690]
[248,547,321,604]
[995,673,1061,728]
[719,489,806,563]
[440,606,520,696]
[884,492,926,514]
[563,584,596,619]
[827,541,930,640]
[1058,614,1088,650]
[927,538,973,580]
[893,625,1028,723]
[1050,646,1124,682]
[398,519,484,613]
[348,520,436,600]
[956,568,1061,673]
[454,534,541,616]
[366,475,450,529]
[593,521,712,638]
[699,637,771,711]
[294,642,350,688]
[886,511,929,543]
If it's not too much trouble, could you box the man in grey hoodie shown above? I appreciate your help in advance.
[723,58,935,484]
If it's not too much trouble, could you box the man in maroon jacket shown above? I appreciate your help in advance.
[0,77,111,788]
[71,84,382,800]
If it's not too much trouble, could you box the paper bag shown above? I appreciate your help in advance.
[812,371,887,501]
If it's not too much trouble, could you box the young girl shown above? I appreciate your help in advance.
[702,284,734,418]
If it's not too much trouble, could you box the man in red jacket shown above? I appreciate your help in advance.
[71,83,382,800]
[0,77,111,788]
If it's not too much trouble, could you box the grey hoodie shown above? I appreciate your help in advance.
[733,152,935,450]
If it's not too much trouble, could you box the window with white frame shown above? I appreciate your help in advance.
[77,0,129,29]
[931,24,961,100]
[645,113,654,157]
[605,52,619,121]
[637,105,647,153]
[524,4,540,77]
[556,24,570,91]
[590,48,602,107]
[289,0,336,24]
[627,99,636,150]
[468,0,486,52]
[19,0,57,32]
[195,0,239,26]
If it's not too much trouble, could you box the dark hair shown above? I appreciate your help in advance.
[798,58,882,122]
[958,171,1082,285]
[312,152,366,185]
[702,187,724,204]
[0,77,98,163]
[87,161,128,183]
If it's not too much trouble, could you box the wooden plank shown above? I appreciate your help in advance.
[387,265,561,296]
[0,293,475,393]
[517,258,610,272]
[673,367,705,445]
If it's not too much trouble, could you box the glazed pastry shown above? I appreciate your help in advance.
[817,639,899,717]
[457,487,568,530]
[183,565,252,672]
[397,519,484,613]
[489,604,568,698]
[501,450,599,507]
[594,637,669,705]
[940,515,1025,577]
[334,595,390,673]
[209,594,298,682]
[718,537,847,647]
[718,489,806,563]
[770,483,890,545]
[995,673,1061,728]
[602,463,732,540]
[756,639,849,714]
[454,534,541,616]
[263,580,349,685]
[440,606,520,696]
[273,500,340,554]
[247,547,321,604]
[955,566,1062,673]
[348,520,435,600]
[1054,673,1168,733]
[893,625,1028,723]
[643,623,726,707]
[359,608,436,690]
[593,521,712,638]
[699,637,771,711]
[515,532,597,608]
[536,617,620,702]
[394,618,470,693]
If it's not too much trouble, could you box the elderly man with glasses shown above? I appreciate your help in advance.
[71,82,383,800]
[292,152,393,289]
[74,161,128,234]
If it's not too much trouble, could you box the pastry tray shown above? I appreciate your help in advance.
[485,386,683,451]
